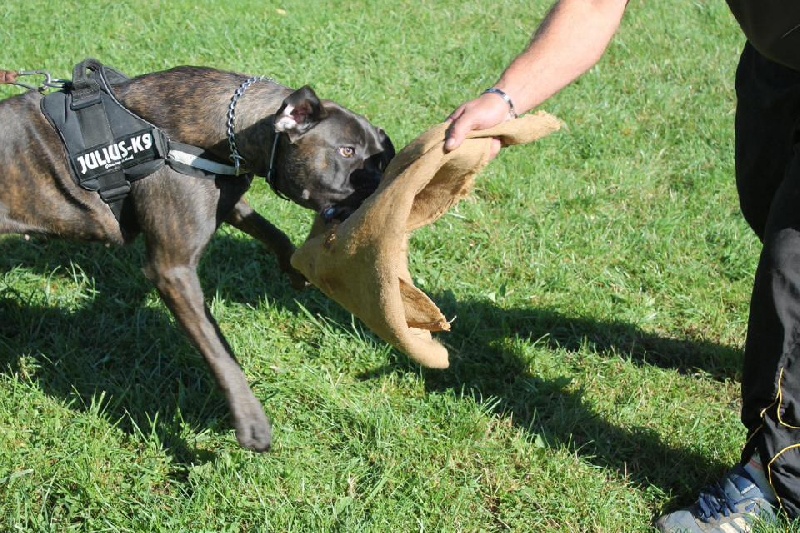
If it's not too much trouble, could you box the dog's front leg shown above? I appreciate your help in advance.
[143,262,272,452]
[225,199,308,289]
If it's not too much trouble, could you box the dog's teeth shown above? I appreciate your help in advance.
[301,189,311,200]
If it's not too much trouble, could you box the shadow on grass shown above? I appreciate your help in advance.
[0,232,308,473]
[358,293,746,515]
[0,232,744,513]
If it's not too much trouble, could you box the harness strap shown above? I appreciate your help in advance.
[72,84,130,218]
[38,59,255,222]
[41,60,179,219]
[42,89,169,219]
[168,142,239,178]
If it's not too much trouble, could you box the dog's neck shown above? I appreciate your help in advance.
[225,82,291,177]
[116,68,290,177]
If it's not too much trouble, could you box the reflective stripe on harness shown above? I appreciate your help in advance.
[168,143,239,176]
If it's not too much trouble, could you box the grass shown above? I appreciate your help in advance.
[0,0,791,531]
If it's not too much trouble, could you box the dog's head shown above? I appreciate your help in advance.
[270,86,395,220]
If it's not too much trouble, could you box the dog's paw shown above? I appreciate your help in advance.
[231,389,272,452]
[234,401,272,452]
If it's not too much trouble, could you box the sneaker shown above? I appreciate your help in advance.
[655,465,777,532]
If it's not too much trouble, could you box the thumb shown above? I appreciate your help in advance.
[444,115,471,152]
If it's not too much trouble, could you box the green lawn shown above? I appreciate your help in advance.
[0,1,788,531]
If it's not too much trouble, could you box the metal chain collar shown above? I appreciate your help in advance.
[226,76,274,176]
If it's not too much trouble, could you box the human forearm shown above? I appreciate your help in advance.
[496,0,629,115]
[445,0,629,152]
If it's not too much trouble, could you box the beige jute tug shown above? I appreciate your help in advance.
[291,112,562,368]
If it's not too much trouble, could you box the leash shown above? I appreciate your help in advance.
[0,69,68,92]
[227,76,289,200]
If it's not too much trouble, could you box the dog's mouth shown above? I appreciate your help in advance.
[320,205,351,224]
[318,169,384,224]
[319,193,369,224]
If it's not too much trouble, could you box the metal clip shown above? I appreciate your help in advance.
[13,70,68,92]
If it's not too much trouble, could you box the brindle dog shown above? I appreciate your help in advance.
[0,64,395,451]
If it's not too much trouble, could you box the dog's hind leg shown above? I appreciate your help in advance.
[225,199,308,289]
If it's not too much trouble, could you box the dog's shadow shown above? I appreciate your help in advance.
[355,291,745,512]
[0,232,308,469]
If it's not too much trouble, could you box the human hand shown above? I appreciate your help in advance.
[444,91,515,156]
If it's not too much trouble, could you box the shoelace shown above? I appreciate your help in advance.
[696,480,740,521]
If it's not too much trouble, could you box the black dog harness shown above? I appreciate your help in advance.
[40,59,240,220]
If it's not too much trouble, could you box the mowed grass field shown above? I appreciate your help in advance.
[0,1,788,531]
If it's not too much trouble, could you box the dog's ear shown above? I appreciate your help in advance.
[378,128,396,170]
[274,86,327,141]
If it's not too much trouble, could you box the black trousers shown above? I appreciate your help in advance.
[736,43,800,517]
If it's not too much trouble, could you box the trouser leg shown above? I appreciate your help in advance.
[735,43,800,517]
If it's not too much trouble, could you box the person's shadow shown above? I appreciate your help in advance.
[353,289,744,514]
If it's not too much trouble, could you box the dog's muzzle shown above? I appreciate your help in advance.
[320,168,384,223]
[320,135,395,224]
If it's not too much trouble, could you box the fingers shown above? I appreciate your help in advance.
[444,92,514,153]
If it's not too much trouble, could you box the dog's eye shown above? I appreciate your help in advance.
[337,146,355,158]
